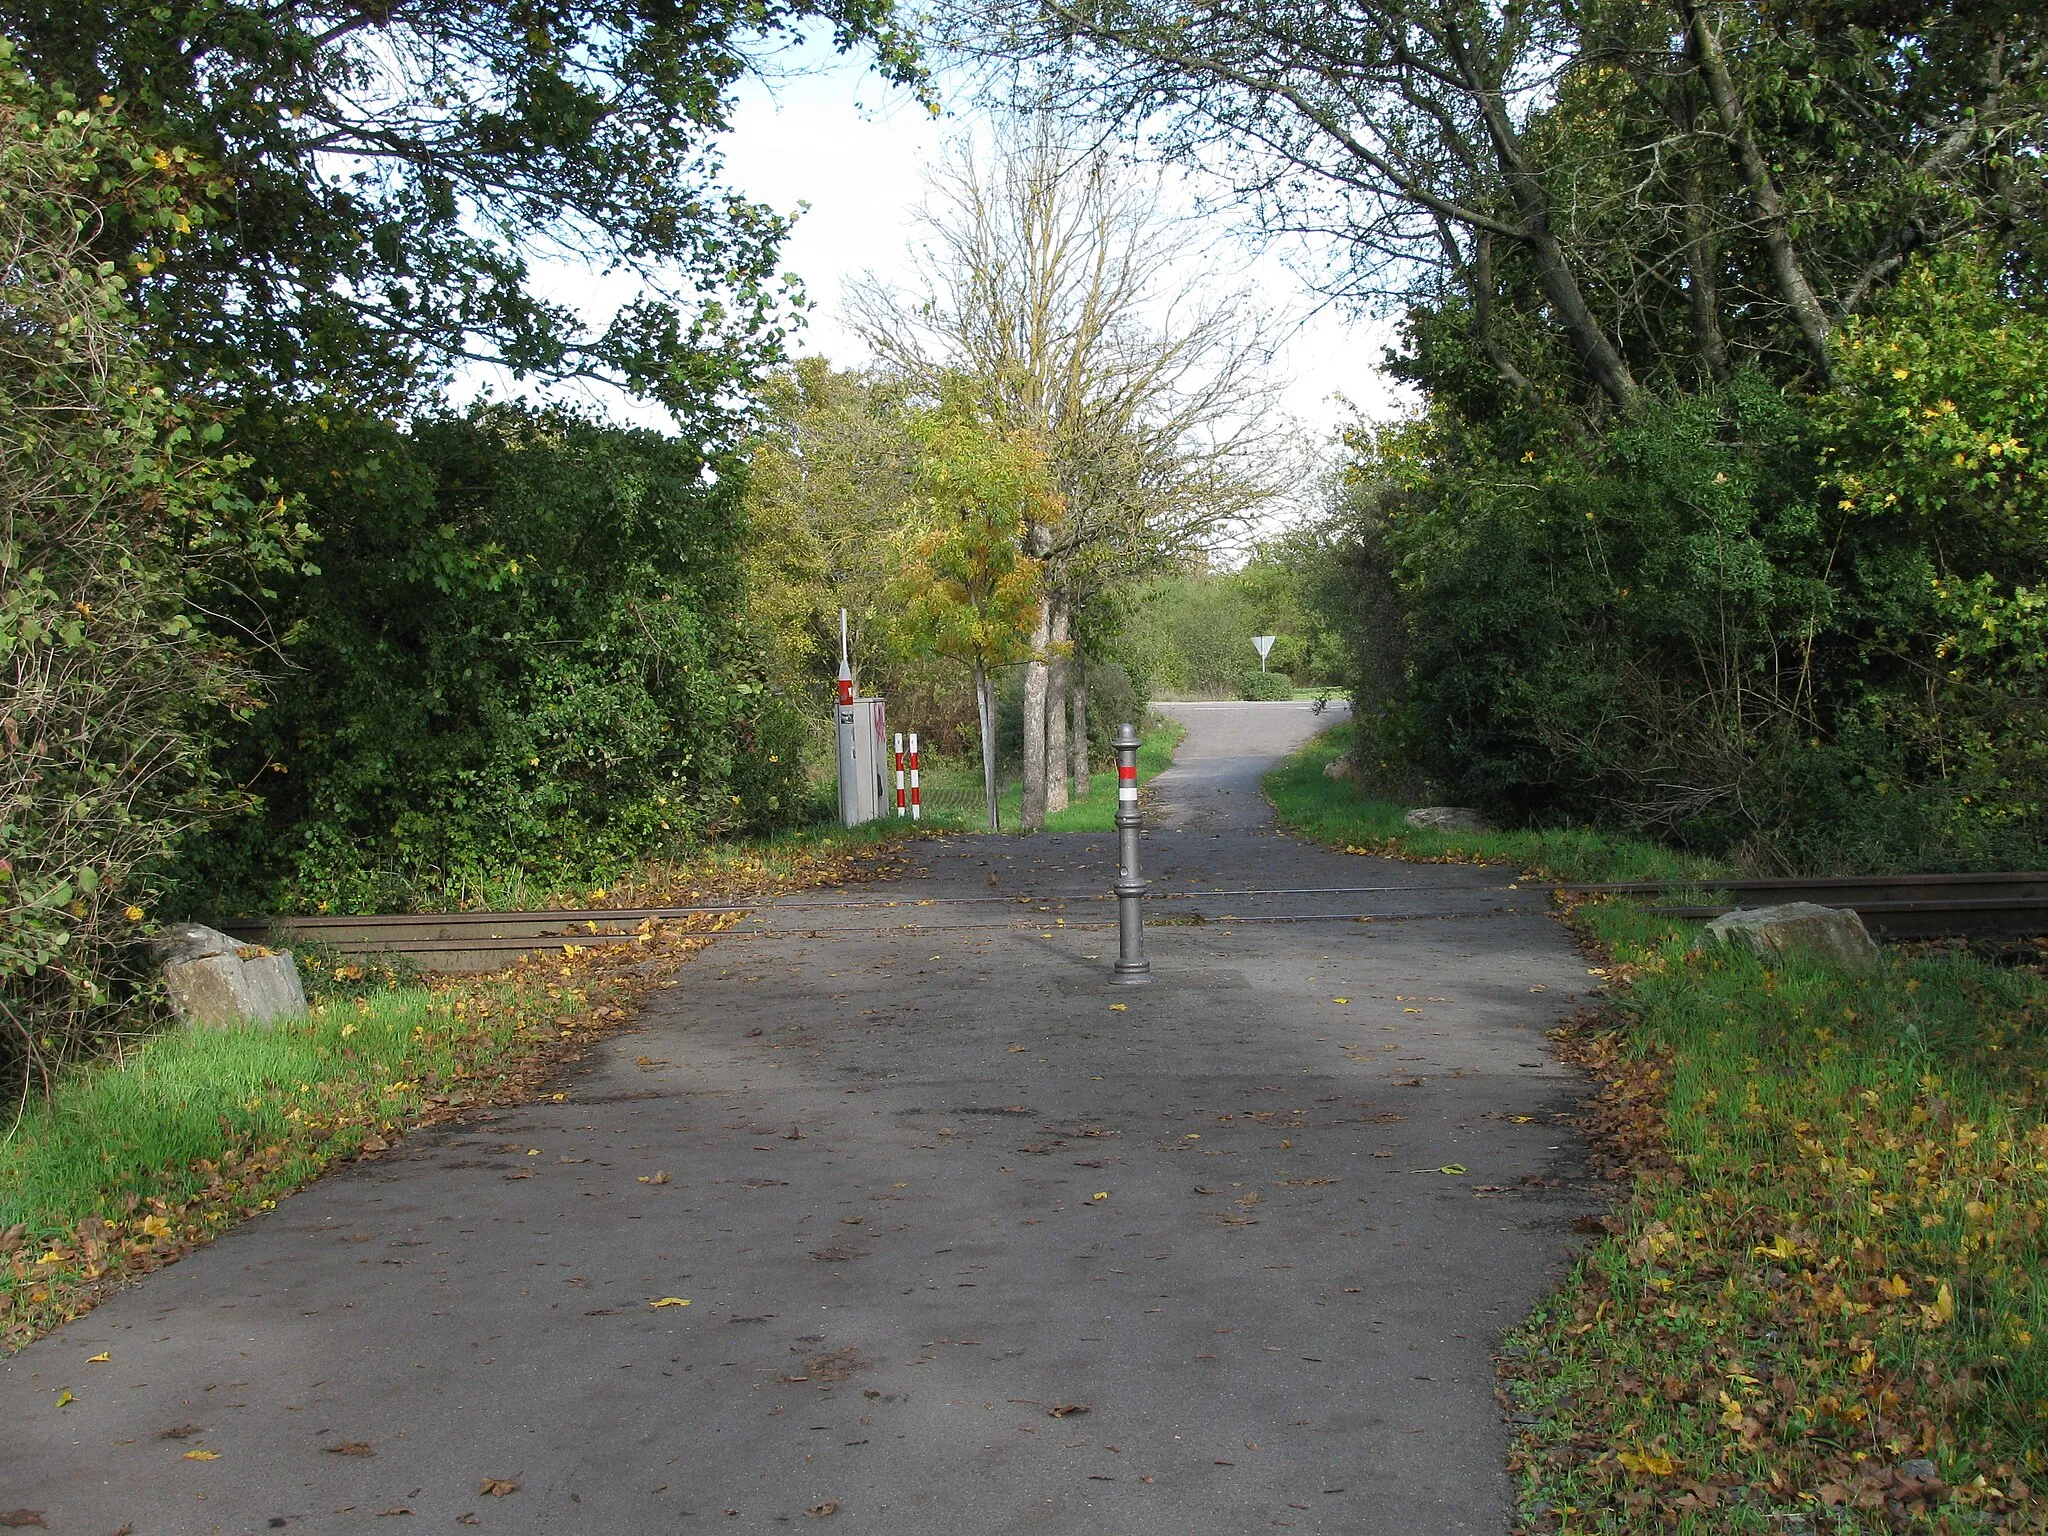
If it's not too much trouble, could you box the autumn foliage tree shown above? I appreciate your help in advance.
[889,391,1056,829]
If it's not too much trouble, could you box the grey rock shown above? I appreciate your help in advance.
[1698,901,1881,974]
[156,922,309,1028]
[1404,806,1489,832]
[1322,755,1359,781]
[1901,1458,1939,1482]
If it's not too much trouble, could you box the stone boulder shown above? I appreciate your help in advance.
[154,922,309,1028]
[1323,756,1360,781]
[1405,806,1489,832]
[1698,901,1881,974]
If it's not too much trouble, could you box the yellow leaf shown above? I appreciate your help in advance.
[650,1297,691,1308]
[183,1449,220,1460]
[55,1389,73,1408]
[1108,1003,1126,1012]
[1091,1192,1108,1201]
[1332,997,1349,1004]
[1438,1164,1466,1175]
[1618,1446,1676,1477]
[87,1352,110,1363]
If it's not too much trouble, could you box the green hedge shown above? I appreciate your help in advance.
[173,404,808,915]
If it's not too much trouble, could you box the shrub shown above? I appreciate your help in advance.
[1237,669,1294,700]
[172,404,807,915]
[0,56,296,1085]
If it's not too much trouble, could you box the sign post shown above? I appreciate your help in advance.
[1251,634,1277,673]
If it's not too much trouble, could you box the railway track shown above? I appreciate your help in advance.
[218,870,2048,971]
[1554,869,2048,941]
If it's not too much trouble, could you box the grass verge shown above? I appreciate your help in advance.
[911,710,1185,835]
[1,828,908,1353]
[1271,723,2048,1534]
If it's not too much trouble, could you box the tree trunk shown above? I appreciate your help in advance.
[1021,605,1051,832]
[1441,15,1641,410]
[1046,598,1070,815]
[1682,163,1733,386]
[1069,644,1090,798]
[1679,0,1833,381]
[974,657,1000,832]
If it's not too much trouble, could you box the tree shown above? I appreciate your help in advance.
[850,117,1288,826]
[955,0,2043,418]
[742,360,917,709]
[888,391,1055,830]
[0,51,298,1085]
[5,0,923,419]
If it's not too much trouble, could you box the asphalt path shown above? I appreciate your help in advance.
[3,701,1601,1534]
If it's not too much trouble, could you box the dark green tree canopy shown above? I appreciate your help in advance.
[6,0,921,422]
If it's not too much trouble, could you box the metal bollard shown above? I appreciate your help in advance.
[1111,722,1152,985]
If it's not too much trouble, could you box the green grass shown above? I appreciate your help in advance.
[1,826,913,1351]
[0,974,573,1348]
[1269,722,2048,1534]
[1264,722,1725,885]
[912,711,1185,835]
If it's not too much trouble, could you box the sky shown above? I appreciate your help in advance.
[718,56,1410,445]
[499,46,1412,466]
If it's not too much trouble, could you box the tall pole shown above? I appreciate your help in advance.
[1111,722,1152,985]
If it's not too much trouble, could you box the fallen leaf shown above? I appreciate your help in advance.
[1437,1164,1466,1175]
[182,1450,220,1461]
[803,1502,839,1518]
[1332,997,1349,1004]
[86,1352,110,1363]
[1108,1003,1126,1012]
[327,1442,376,1457]
[1008,1045,1027,1053]
[0,1512,47,1528]
[1049,1403,1090,1418]
[479,1478,518,1496]
[1091,1192,1108,1201]
[638,1171,672,1184]
[359,1135,388,1154]
[53,1390,72,1408]
[1618,1446,1677,1477]
[373,1507,412,1517]
[650,1297,691,1308]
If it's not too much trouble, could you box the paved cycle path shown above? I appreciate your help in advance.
[4,702,1601,1533]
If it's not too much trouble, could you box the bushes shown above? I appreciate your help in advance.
[0,56,296,1085]
[174,405,808,915]
[1237,669,1294,700]
[1318,256,2048,870]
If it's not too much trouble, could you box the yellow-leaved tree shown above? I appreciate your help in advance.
[889,389,1057,830]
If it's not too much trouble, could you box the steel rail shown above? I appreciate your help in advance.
[215,870,2048,971]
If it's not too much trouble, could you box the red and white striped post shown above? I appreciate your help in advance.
[908,733,921,821]
[894,733,906,816]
